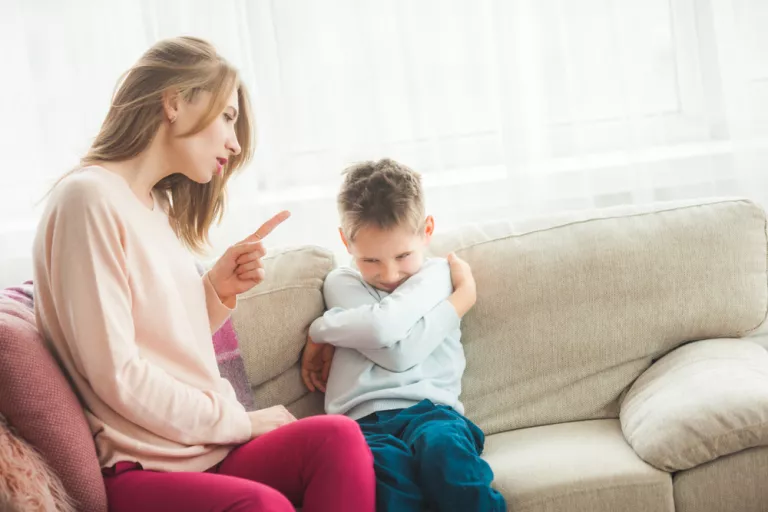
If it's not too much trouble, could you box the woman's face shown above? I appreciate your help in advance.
[166,87,242,184]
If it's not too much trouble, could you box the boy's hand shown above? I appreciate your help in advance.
[248,405,297,438]
[447,253,477,318]
[301,336,334,392]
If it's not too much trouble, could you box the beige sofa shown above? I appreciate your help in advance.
[230,198,768,512]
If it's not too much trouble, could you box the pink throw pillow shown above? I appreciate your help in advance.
[0,297,107,512]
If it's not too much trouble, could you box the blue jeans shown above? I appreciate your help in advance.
[357,400,507,512]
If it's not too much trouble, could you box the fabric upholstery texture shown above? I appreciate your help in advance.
[0,295,107,512]
[482,419,674,512]
[621,338,768,471]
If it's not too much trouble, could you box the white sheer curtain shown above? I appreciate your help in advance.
[1,0,766,287]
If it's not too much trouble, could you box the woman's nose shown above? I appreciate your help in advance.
[227,135,241,156]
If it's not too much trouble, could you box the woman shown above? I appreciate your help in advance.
[32,36,375,512]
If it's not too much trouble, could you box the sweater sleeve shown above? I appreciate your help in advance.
[47,184,251,446]
[309,261,458,370]
[360,300,460,372]
[203,271,236,333]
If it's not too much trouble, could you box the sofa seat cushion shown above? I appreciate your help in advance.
[673,445,768,512]
[620,338,768,471]
[483,419,673,512]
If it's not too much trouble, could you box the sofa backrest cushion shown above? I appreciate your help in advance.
[232,200,768,436]
[429,199,768,434]
[231,246,334,417]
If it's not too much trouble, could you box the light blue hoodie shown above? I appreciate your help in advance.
[309,258,466,420]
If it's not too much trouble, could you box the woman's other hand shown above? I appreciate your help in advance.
[248,405,297,438]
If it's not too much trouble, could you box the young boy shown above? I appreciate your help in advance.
[301,159,506,512]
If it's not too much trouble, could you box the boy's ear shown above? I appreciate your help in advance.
[339,227,351,252]
[424,215,435,240]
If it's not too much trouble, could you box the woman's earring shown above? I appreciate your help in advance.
[169,115,177,124]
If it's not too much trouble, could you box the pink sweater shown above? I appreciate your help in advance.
[33,167,252,472]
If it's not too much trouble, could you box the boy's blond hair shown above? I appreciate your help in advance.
[338,158,425,241]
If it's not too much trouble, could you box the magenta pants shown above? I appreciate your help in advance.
[103,415,376,512]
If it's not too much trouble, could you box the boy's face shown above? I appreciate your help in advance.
[341,216,435,292]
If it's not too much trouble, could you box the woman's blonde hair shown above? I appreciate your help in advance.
[73,36,254,251]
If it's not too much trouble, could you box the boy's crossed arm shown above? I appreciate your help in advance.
[310,260,454,372]
[311,259,450,347]
[308,255,476,372]
[360,304,459,372]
